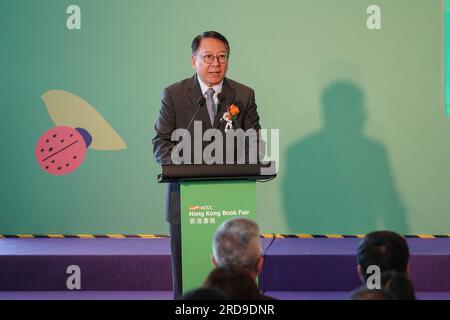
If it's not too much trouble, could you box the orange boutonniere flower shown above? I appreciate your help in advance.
[221,104,241,132]
[228,104,240,120]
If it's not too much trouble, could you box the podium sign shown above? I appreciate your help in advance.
[180,180,257,293]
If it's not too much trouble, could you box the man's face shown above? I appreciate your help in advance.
[191,37,228,87]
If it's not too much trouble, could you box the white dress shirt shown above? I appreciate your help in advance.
[197,75,223,108]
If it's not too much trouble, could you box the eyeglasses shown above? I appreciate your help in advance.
[198,54,228,64]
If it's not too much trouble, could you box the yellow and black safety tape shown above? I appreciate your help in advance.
[260,234,450,239]
[0,234,449,239]
[0,234,169,239]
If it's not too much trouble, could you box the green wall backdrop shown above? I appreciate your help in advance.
[1,0,448,235]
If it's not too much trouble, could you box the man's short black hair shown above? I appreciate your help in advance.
[191,31,230,56]
[180,287,225,300]
[350,286,393,300]
[381,271,416,300]
[357,231,409,281]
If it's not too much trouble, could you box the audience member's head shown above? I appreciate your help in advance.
[212,218,263,279]
[203,266,260,299]
[356,231,410,282]
[381,271,416,300]
[350,286,394,300]
[180,287,226,300]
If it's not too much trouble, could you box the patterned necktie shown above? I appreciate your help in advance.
[205,88,216,126]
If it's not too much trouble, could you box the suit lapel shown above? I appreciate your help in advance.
[213,78,236,129]
[187,74,212,129]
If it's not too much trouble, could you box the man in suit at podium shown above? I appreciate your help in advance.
[152,31,264,298]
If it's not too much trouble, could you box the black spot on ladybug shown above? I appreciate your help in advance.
[70,134,73,137]
[57,167,61,170]
[60,139,65,143]
[49,147,53,152]
[53,134,57,138]
[40,149,44,152]
[45,166,49,169]
[73,156,77,159]
[51,160,55,163]
[66,164,70,167]
[46,139,49,143]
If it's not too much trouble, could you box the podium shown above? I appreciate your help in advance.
[158,163,276,293]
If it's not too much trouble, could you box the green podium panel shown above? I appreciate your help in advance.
[180,180,257,293]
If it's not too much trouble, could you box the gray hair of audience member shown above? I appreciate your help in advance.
[212,218,262,273]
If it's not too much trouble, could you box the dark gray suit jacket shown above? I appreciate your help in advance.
[152,75,263,224]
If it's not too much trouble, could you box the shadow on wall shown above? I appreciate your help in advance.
[282,80,408,234]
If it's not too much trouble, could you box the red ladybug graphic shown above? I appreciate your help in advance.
[36,126,92,175]
[36,90,127,176]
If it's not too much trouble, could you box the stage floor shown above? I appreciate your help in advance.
[1,237,449,300]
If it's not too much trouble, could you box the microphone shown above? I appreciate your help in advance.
[217,92,226,104]
[217,92,226,117]
[170,96,206,164]
[186,96,206,132]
